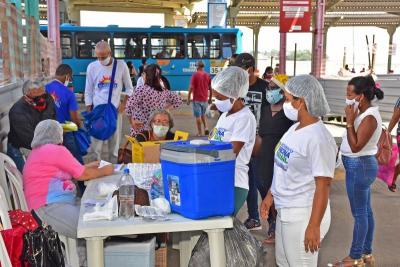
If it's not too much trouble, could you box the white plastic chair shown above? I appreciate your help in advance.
[0,186,13,267]
[0,152,79,267]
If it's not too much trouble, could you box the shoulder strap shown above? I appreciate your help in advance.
[108,58,118,104]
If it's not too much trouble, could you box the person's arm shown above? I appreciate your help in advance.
[84,64,94,112]
[304,177,331,253]
[10,111,35,149]
[187,86,193,105]
[231,141,245,155]
[345,105,377,153]
[388,107,400,133]
[76,164,114,181]
[208,80,212,104]
[260,190,274,219]
[167,91,183,109]
[122,62,134,97]
[68,92,81,127]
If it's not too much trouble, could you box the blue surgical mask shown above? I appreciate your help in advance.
[266,89,283,105]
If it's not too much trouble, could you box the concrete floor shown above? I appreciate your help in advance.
[93,99,400,267]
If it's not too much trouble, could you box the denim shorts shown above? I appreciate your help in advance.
[192,101,208,117]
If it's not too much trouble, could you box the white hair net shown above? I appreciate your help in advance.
[285,75,330,117]
[211,66,249,99]
[31,120,63,149]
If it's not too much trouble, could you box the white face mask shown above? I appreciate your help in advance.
[153,125,169,138]
[64,79,69,87]
[283,102,299,121]
[345,97,360,110]
[215,98,234,113]
[99,56,111,66]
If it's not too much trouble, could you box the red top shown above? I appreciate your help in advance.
[190,71,211,102]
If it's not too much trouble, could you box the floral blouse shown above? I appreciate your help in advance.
[125,84,182,135]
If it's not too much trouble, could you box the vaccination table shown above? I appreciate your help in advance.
[77,174,233,267]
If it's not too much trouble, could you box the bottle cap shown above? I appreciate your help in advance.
[124,168,130,174]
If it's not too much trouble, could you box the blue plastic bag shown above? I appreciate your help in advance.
[74,128,91,156]
[82,59,118,141]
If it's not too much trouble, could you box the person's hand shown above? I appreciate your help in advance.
[208,99,213,105]
[209,103,218,111]
[86,105,93,112]
[187,99,191,105]
[304,224,321,253]
[260,192,273,220]
[100,164,114,176]
[86,161,100,168]
[130,118,144,129]
[345,104,358,126]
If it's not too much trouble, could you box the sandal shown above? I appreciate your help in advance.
[388,183,397,192]
[362,254,375,267]
[263,233,275,244]
[334,256,365,267]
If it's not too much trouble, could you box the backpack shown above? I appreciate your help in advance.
[82,59,118,141]
[376,126,392,165]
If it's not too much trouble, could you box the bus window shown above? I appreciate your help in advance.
[222,34,237,59]
[113,33,148,58]
[61,32,72,58]
[187,34,207,59]
[151,34,184,59]
[209,34,220,59]
[76,32,111,58]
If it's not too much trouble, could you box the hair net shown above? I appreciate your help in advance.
[285,75,330,117]
[211,66,249,99]
[31,120,63,149]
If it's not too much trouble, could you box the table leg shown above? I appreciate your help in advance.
[86,237,105,267]
[205,229,226,267]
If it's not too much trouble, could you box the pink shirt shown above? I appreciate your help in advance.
[23,144,85,210]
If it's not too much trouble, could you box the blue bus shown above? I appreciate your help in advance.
[40,24,242,92]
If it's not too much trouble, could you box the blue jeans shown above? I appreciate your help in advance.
[247,158,268,221]
[7,143,25,173]
[342,155,378,259]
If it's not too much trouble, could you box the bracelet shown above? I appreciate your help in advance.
[346,124,354,128]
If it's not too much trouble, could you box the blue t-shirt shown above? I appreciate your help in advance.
[46,80,79,123]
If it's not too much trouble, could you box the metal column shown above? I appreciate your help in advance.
[253,26,260,70]
[47,0,61,74]
[312,0,326,78]
[279,32,287,74]
[387,26,397,74]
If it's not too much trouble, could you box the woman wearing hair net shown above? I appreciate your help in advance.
[260,75,337,266]
[23,120,113,238]
[208,66,257,215]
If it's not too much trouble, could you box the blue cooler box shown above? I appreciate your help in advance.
[160,141,236,219]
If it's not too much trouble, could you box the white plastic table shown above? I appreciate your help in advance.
[77,174,233,267]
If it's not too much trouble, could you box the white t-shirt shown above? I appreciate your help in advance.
[271,120,337,209]
[340,106,382,157]
[84,59,133,108]
[209,107,256,189]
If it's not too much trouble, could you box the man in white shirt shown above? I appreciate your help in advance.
[85,41,133,163]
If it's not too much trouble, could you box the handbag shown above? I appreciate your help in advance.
[118,141,132,164]
[21,211,65,267]
[82,59,118,141]
[377,144,398,185]
[376,126,392,165]
[1,210,40,267]
[74,128,91,155]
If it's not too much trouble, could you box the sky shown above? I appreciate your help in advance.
[80,3,400,75]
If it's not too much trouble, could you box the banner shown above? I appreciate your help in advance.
[280,0,311,33]
[208,2,227,28]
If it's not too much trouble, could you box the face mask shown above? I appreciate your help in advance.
[99,56,111,66]
[30,95,47,112]
[265,74,273,80]
[214,98,234,113]
[345,97,360,110]
[64,79,70,87]
[153,125,169,138]
[266,89,283,105]
[283,102,299,121]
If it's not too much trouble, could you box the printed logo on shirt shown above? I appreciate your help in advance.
[98,75,118,90]
[209,127,226,141]
[50,92,61,108]
[274,141,293,171]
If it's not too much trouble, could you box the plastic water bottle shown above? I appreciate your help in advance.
[119,168,135,219]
